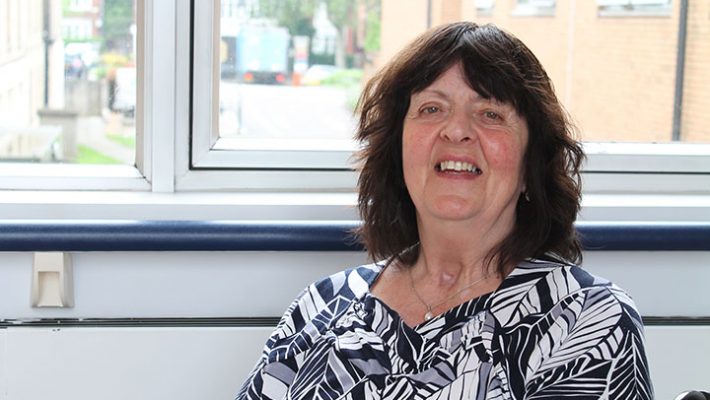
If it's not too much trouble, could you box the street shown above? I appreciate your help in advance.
[219,82,358,140]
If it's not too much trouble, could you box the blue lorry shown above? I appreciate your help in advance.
[221,23,290,84]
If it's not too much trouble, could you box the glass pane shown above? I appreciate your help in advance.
[218,0,380,146]
[218,0,708,146]
[0,0,136,165]
[378,0,707,143]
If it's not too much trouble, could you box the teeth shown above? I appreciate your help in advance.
[438,160,481,174]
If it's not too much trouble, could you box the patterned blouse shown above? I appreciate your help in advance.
[236,259,653,399]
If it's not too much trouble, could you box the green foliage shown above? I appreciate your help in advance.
[324,0,356,30]
[364,3,381,52]
[321,69,363,88]
[63,37,102,45]
[106,134,136,149]
[255,0,381,67]
[309,52,336,66]
[320,69,364,112]
[93,65,108,79]
[77,145,121,165]
[256,0,317,36]
[102,0,134,53]
[61,0,72,14]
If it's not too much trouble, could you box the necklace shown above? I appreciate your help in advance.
[409,267,488,321]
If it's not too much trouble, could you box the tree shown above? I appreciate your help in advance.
[255,0,317,37]
[322,0,356,68]
[103,0,134,54]
[363,0,381,54]
[256,0,380,68]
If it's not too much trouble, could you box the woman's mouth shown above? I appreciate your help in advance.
[436,160,483,175]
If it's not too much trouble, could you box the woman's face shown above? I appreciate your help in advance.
[402,63,528,233]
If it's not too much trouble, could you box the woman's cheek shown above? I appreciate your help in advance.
[484,134,525,170]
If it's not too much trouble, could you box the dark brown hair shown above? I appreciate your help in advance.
[355,22,584,274]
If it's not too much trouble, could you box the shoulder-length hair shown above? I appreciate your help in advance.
[355,22,584,274]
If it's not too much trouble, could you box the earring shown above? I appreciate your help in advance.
[523,191,531,202]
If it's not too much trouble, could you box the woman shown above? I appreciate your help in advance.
[236,22,652,399]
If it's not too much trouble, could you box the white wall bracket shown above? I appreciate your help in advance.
[31,252,74,308]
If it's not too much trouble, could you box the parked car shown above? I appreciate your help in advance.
[301,64,339,86]
[112,67,136,118]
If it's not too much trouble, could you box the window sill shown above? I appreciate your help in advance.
[0,164,148,191]
[0,190,359,221]
[0,191,707,223]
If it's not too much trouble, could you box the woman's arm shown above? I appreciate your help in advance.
[522,285,653,399]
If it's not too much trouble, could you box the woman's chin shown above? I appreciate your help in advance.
[424,202,481,222]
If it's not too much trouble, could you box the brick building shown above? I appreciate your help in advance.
[377,0,709,143]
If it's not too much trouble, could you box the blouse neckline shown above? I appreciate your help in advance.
[358,261,501,333]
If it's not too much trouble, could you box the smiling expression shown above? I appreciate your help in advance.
[402,63,529,232]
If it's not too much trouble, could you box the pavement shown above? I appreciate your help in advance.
[76,112,135,165]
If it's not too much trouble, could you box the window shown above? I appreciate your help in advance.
[597,0,672,16]
[67,0,95,13]
[512,0,556,16]
[474,0,495,16]
[1,0,137,166]
[0,0,708,198]
[184,0,710,194]
[598,0,670,7]
[0,0,146,190]
[213,0,372,161]
[188,0,377,189]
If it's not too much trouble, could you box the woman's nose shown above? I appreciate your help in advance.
[440,111,475,143]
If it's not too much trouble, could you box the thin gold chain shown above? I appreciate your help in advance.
[408,267,488,320]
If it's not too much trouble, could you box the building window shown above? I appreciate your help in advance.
[0,0,707,198]
[0,0,136,166]
[512,0,556,17]
[597,0,672,16]
[188,0,708,194]
[474,0,495,16]
[187,0,380,190]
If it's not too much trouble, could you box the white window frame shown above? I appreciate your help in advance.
[0,0,710,205]
[185,0,710,194]
[581,143,710,194]
[181,0,356,191]
[0,0,177,192]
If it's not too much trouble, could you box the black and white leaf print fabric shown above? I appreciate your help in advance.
[236,260,653,399]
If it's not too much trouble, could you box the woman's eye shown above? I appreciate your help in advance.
[422,106,440,114]
[484,110,501,120]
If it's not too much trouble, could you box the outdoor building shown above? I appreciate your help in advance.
[378,0,709,143]
[0,0,65,161]
[311,2,338,56]
[62,0,102,41]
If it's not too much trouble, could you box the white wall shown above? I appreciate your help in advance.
[0,327,269,400]
[0,324,704,400]
[0,250,708,399]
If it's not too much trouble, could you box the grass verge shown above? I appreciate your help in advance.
[77,144,121,164]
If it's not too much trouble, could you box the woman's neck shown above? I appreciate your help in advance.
[414,217,511,282]
[412,244,488,290]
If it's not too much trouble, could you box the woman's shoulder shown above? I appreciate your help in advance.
[310,262,384,302]
[488,259,652,398]
[490,258,643,328]
[269,262,384,340]
[236,263,386,398]
[504,257,626,294]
